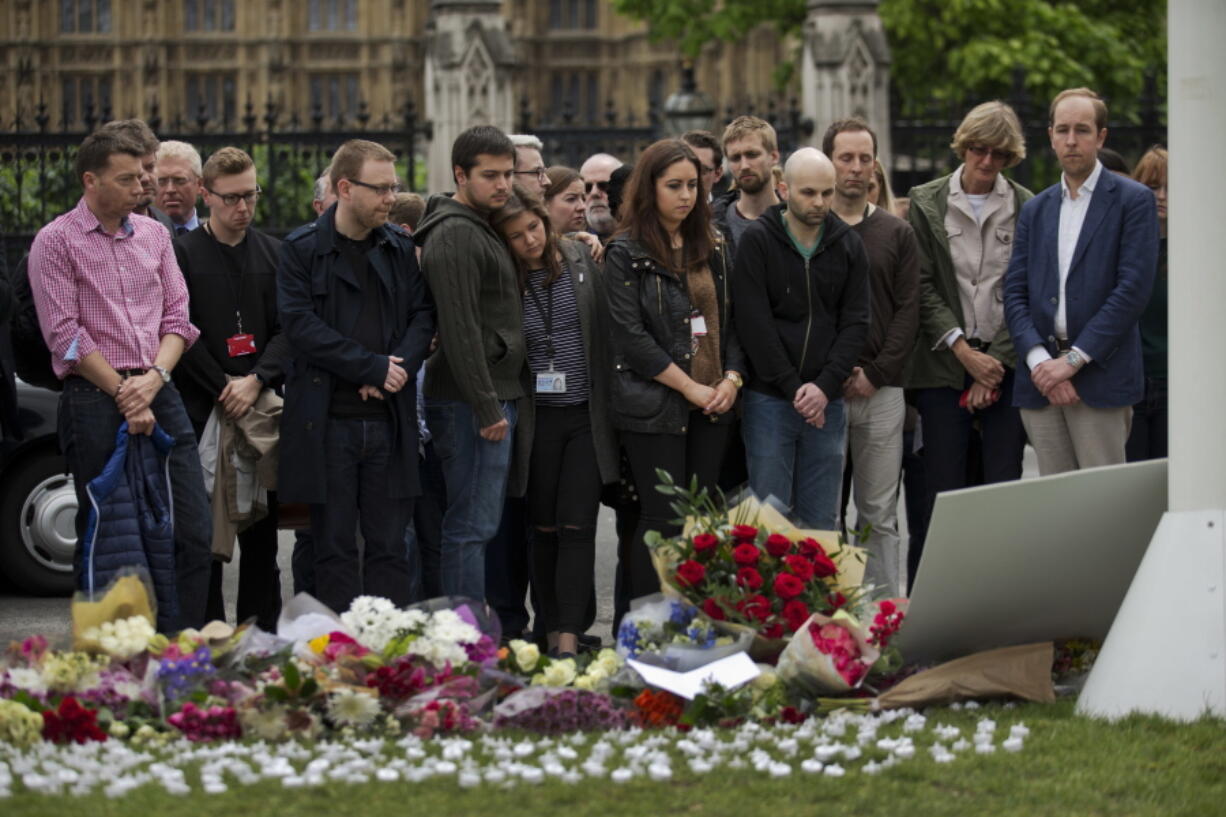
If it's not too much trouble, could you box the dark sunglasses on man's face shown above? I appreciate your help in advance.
[584,180,610,195]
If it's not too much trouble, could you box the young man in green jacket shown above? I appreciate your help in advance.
[416,126,530,601]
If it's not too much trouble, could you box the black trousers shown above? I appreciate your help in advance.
[618,411,731,631]
[527,404,603,635]
[205,497,282,631]
[911,370,1026,588]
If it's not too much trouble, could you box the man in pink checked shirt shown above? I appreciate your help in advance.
[27,127,212,630]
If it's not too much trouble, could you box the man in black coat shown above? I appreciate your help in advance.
[277,140,435,613]
[174,147,292,630]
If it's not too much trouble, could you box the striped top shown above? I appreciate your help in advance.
[522,263,588,406]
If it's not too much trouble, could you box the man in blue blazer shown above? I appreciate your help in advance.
[1003,88,1159,475]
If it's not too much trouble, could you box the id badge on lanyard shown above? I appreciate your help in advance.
[226,310,257,357]
[536,366,567,394]
[529,281,566,394]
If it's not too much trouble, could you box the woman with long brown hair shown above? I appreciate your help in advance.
[490,187,617,658]
[603,139,746,627]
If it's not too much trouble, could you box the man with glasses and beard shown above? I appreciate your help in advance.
[277,139,435,613]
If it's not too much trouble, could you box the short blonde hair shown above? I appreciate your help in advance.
[201,146,254,186]
[1049,87,1108,131]
[951,101,1026,168]
[330,139,396,190]
[722,115,777,155]
[156,140,203,177]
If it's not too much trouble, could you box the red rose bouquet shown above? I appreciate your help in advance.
[645,472,866,661]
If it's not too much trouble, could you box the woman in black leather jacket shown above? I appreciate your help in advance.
[603,139,747,620]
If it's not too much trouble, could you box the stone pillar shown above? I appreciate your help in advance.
[800,0,892,165]
[424,0,518,193]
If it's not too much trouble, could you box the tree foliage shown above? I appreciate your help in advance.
[879,0,1166,119]
[611,0,806,61]
[611,0,1166,120]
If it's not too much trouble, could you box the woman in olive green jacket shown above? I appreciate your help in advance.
[906,101,1034,581]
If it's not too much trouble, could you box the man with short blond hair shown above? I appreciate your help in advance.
[156,140,204,234]
[715,115,781,249]
[278,139,435,612]
[174,146,291,629]
[1004,88,1159,474]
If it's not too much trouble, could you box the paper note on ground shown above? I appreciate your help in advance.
[628,652,761,700]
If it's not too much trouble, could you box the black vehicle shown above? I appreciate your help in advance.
[0,380,75,594]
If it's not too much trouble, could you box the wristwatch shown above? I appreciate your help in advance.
[723,371,744,389]
[152,365,172,384]
[1063,349,1085,370]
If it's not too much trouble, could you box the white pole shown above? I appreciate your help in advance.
[1167,1,1226,511]
[1077,0,1226,720]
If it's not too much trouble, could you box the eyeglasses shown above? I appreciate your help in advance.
[156,175,196,188]
[514,167,548,181]
[700,165,719,176]
[584,180,610,195]
[206,186,262,207]
[347,179,404,197]
[967,145,1014,162]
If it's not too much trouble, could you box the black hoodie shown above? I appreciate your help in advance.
[731,204,871,401]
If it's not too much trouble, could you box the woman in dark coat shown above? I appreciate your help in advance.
[602,139,747,627]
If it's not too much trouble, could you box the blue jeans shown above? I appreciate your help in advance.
[426,398,517,601]
[742,389,846,530]
[59,377,212,631]
[310,416,414,613]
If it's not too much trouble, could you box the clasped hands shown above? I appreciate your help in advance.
[114,371,162,435]
[357,355,409,404]
[954,343,1007,413]
[793,383,828,428]
[683,378,738,416]
[1030,357,1080,407]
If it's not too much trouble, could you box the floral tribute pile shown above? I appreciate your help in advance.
[0,480,1063,801]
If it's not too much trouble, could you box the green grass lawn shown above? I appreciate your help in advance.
[5,699,1225,817]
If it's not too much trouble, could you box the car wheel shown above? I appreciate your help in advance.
[0,448,77,595]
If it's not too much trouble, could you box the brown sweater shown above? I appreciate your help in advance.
[850,207,921,388]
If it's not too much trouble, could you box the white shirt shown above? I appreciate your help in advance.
[966,192,990,224]
[1024,160,1102,370]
